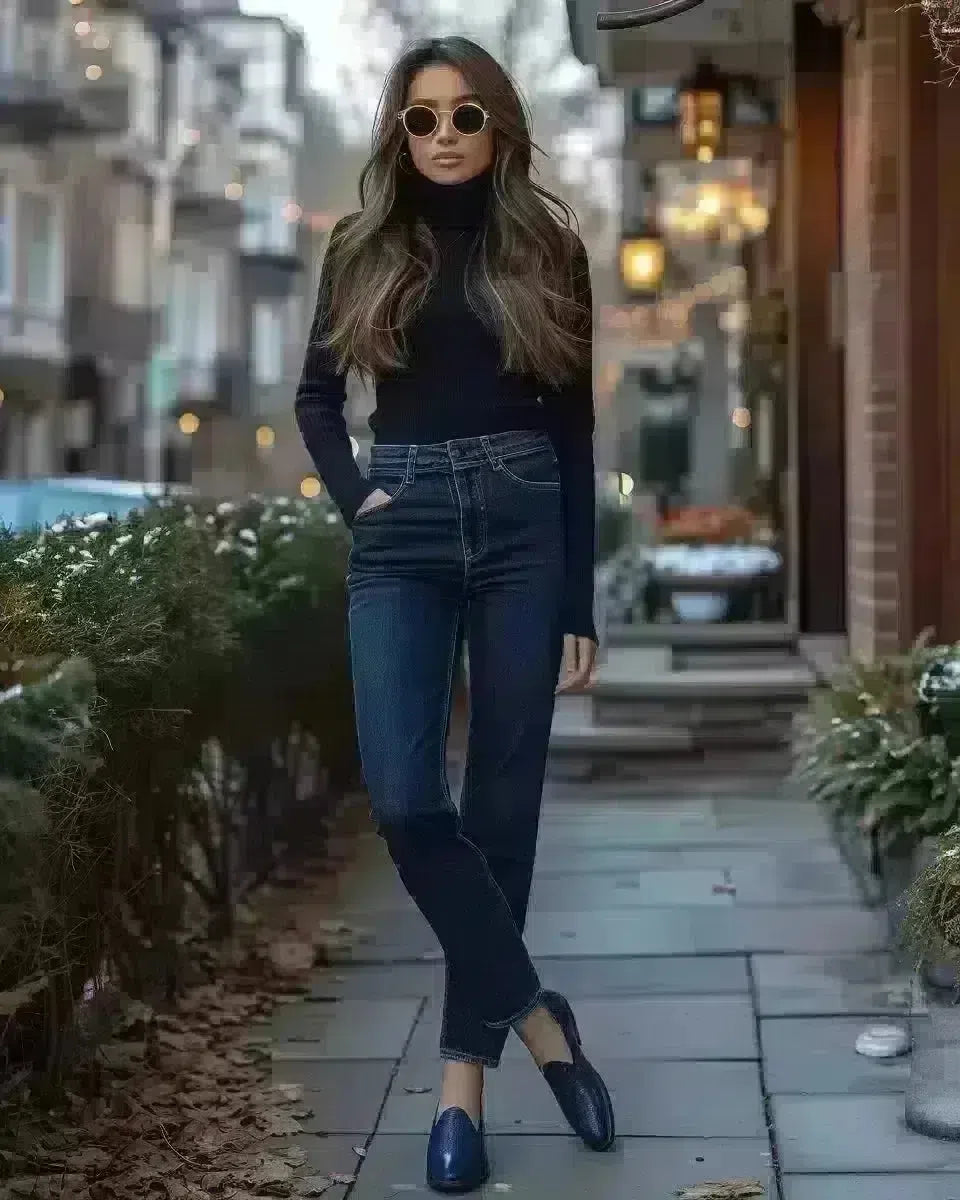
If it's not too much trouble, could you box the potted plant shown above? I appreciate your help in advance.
[793,637,960,931]
[902,827,960,1138]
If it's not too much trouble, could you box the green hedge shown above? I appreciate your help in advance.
[0,495,356,1079]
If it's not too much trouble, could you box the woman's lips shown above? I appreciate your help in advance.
[433,155,464,166]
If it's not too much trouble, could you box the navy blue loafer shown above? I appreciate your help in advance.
[426,1107,490,1194]
[540,990,616,1151]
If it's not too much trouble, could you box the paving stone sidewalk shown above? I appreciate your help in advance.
[267,766,954,1200]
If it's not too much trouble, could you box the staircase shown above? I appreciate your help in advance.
[548,622,821,779]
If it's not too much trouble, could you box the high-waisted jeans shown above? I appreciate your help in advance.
[347,430,565,1067]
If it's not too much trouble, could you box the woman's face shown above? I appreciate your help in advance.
[403,64,494,186]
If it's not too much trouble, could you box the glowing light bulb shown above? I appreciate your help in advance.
[178,412,200,435]
[300,476,322,499]
[731,407,752,429]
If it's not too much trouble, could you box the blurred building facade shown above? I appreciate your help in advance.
[568,0,960,657]
[0,0,338,498]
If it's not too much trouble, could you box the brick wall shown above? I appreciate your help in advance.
[841,0,907,659]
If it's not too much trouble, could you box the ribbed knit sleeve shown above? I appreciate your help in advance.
[295,219,373,527]
[544,237,598,644]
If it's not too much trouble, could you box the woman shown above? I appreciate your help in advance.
[295,35,614,1194]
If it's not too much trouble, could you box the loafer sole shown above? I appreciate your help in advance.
[427,1161,491,1194]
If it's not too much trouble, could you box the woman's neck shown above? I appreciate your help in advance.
[404,165,493,230]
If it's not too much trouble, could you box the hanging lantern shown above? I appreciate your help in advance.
[678,60,726,162]
[620,230,665,298]
[620,168,665,299]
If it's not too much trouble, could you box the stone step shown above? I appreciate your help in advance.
[675,648,802,671]
[593,661,815,700]
[589,662,814,749]
[606,620,796,652]
[547,695,696,779]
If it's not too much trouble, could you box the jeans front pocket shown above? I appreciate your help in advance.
[496,446,561,491]
[353,473,410,523]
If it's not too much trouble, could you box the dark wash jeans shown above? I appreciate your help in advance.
[347,430,565,1067]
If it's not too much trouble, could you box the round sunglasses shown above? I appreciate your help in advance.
[398,102,490,139]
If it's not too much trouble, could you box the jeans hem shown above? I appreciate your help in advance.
[439,1046,501,1068]
[481,985,544,1031]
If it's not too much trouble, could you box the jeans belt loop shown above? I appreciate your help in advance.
[479,435,501,471]
[405,444,417,484]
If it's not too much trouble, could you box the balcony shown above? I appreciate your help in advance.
[175,354,250,417]
[0,304,66,412]
[173,148,245,237]
[238,227,304,298]
[0,18,133,142]
[65,295,159,365]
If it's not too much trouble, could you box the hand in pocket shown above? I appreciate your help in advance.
[356,488,393,518]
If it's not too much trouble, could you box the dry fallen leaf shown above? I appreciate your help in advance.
[676,1182,766,1199]
[268,940,316,975]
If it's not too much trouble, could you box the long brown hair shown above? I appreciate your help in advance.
[319,36,588,387]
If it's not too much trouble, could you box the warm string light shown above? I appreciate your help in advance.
[178,412,200,436]
[300,476,322,499]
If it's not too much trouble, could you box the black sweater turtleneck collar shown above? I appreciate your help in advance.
[402,165,493,229]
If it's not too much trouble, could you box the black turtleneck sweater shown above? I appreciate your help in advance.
[295,167,597,642]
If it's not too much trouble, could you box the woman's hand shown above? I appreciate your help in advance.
[555,634,597,695]
[355,488,393,518]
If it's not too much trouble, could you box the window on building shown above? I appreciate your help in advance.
[20,192,60,312]
[0,0,15,74]
[113,220,149,307]
[167,260,218,366]
[252,301,285,386]
[0,182,11,301]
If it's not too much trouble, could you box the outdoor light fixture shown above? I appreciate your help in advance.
[178,412,200,436]
[255,425,275,449]
[678,60,726,161]
[597,0,706,28]
[620,234,665,297]
[620,169,665,298]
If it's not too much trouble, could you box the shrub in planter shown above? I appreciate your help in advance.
[793,636,960,860]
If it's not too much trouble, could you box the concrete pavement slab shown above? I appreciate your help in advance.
[784,1176,960,1199]
[532,954,750,996]
[348,1134,775,1199]
[381,1057,766,1137]
[761,1016,922,1094]
[404,996,758,1063]
[774,1094,960,1172]
[752,954,916,1017]
[528,869,735,909]
[308,964,442,1001]
[270,1060,397,1133]
[691,905,888,953]
[267,998,422,1059]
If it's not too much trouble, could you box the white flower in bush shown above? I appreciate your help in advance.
[238,529,257,545]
